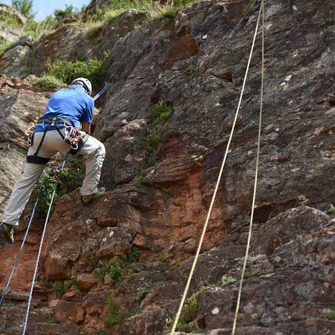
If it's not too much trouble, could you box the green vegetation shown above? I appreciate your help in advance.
[242,2,252,16]
[0,302,15,308]
[93,245,139,282]
[166,285,214,332]
[0,40,15,57]
[166,287,207,332]
[42,316,58,324]
[19,65,32,75]
[328,204,335,217]
[145,102,173,167]
[38,50,112,88]
[45,57,105,86]
[23,16,57,40]
[137,282,150,300]
[66,279,80,290]
[184,63,198,86]
[323,310,335,320]
[105,298,135,327]
[184,64,196,76]
[0,0,198,58]
[53,282,65,295]
[19,50,32,69]
[85,22,104,40]
[84,0,196,26]
[34,75,66,89]
[0,6,56,42]
[0,0,198,64]
[150,5,179,20]
[176,293,199,332]
[119,244,140,267]
[54,5,75,20]
[89,256,99,268]
[33,163,84,217]
[12,0,34,17]
[0,12,20,28]
[221,276,237,287]
[135,171,144,185]
[94,259,122,282]
[110,262,122,281]
[99,127,115,143]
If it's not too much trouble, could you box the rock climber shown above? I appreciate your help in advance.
[0,78,106,244]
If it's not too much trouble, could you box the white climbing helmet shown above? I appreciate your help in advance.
[71,77,92,96]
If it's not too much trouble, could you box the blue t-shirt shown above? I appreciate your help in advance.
[35,86,94,132]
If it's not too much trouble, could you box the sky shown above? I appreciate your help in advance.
[0,0,91,21]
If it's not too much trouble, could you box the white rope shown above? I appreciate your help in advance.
[231,0,265,333]
[22,153,69,335]
[0,189,42,306]
[170,2,264,333]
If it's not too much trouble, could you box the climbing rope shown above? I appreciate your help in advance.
[231,0,265,333]
[0,188,42,306]
[21,152,69,335]
[170,1,265,334]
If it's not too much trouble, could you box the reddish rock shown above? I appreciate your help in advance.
[45,253,71,280]
[63,288,82,301]
[83,289,110,316]
[55,300,85,323]
[76,273,100,290]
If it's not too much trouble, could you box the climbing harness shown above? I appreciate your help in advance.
[169,1,265,335]
[26,116,74,164]
[0,83,111,335]
[26,82,112,163]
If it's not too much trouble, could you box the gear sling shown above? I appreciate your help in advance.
[27,116,85,164]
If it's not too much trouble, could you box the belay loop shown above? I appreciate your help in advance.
[64,126,83,150]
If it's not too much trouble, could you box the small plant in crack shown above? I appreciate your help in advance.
[145,102,173,167]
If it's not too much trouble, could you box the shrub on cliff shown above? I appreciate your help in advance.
[34,75,66,89]
[45,57,105,86]
[12,0,33,18]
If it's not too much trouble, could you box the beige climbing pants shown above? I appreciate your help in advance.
[2,129,105,226]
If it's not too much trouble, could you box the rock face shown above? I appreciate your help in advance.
[0,35,33,76]
[0,24,21,43]
[0,0,335,334]
[0,4,26,26]
[0,78,49,214]
[0,5,26,47]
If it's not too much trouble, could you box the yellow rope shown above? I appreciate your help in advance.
[231,0,265,334]
[170,3,265,334]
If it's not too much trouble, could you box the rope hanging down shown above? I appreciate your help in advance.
[0,188,42,306]
[169,2,265,334]
[232,0,265,333]
[22,153,69,335]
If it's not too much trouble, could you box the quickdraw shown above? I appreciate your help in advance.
[64,126,83,150]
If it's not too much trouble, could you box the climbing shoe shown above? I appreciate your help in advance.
[81,187,105,206]
[0,223,15,244]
